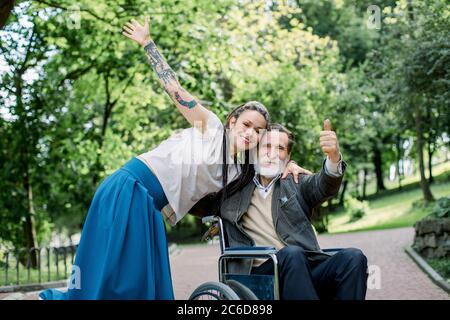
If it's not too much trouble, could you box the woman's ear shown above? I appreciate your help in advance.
[228,116,237,129]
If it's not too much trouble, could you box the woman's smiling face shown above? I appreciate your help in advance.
[228,109,267,152]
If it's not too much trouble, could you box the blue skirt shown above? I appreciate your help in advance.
[39,158,174,300]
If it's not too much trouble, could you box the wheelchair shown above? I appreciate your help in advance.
[188,215,341,300]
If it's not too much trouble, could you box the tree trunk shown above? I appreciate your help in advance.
[362,168,367,199]
[338,180,348,207]
[23,170,38,268]
[372,145,386,193]
[15,73,38,268]
[354,173,360,199]
[0,0,15,29]
[414,105,434,201]
[92,73,114,186]
[396,135,403,190]
[427,140,434,184]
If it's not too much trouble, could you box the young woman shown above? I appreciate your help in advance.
[39,17,307,300]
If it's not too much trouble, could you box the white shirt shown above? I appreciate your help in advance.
[137,111,240,225]
[253,174,282,199]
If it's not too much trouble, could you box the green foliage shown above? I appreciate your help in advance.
[428,197,450,219]
[426,258,450,282]
[345,196,369,222]
[328,177,450,233]
[0,0,449,248]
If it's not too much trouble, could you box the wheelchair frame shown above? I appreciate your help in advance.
[200,215,280,300]
[189,215,342,300]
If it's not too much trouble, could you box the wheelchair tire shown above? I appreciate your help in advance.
[225,279,259,300]
[189,281,240,300]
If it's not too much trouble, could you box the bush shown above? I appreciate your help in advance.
[345,196,369,222]
[311,206,329,234]
[427,258,450,282]
[428,197,450,219]
[411,198,430,209]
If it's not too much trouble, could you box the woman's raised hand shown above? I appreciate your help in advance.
[124,16,210,130]
[122,16,151,47]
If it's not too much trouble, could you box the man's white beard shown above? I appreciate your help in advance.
[254,158,289,179]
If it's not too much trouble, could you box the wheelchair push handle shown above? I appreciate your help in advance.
[201,215,220,224]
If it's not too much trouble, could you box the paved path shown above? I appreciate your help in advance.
[170,227,449,300]
[2,227,448,300]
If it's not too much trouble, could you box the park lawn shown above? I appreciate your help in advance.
[327,180,450,234]
[362,161,450,196]
[0,259,71,287]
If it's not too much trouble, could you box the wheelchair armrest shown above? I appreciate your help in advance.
[222,246,278,258]
[225,246,276,251]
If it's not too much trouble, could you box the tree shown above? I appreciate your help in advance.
[387,0,449,201]
[0,4,52,264]
[0,0,16,29]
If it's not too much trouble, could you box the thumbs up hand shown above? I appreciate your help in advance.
[320,119,341,163]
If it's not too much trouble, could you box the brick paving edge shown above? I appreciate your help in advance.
[404,246,450,295]
[0,280,67,294]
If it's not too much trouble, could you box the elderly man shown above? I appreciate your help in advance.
[220,120,368,300]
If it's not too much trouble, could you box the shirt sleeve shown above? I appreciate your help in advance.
[324,153,344,177]
[190,110,225,165]
[206,110,223,131]
[194,110,224,142]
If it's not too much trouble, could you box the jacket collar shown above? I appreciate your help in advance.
[235,175,294,224]
[253,173,281,194]
[236,181,256,222]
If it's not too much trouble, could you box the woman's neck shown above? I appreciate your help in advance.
[229,143,237,157]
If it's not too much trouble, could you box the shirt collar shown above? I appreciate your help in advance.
[253,173,281,193]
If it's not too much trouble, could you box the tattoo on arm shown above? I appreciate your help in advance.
[158,68,178,86]
[174,91,198,109]
[145,42,163,69]
[144,41,179,86]
[144,41,198,110]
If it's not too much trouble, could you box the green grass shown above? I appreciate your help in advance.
[0,255,72,287]
[327,178,450,234]
[427,258,450,283]
[361,161,450,197]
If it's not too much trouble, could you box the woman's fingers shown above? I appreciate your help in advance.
[300,168,313,175]
[122,31,133,39]
[125,21,135,28]
[122,18,151,46]
[123,25,134,34]
[282,162,313,183]
[131,19,142,28]
[292,170,299,183]
[125,22,135,30]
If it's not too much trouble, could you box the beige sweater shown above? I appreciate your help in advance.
[241,187,285,267]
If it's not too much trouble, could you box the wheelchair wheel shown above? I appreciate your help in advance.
[225,280,259,300]
[189,282,240,300]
